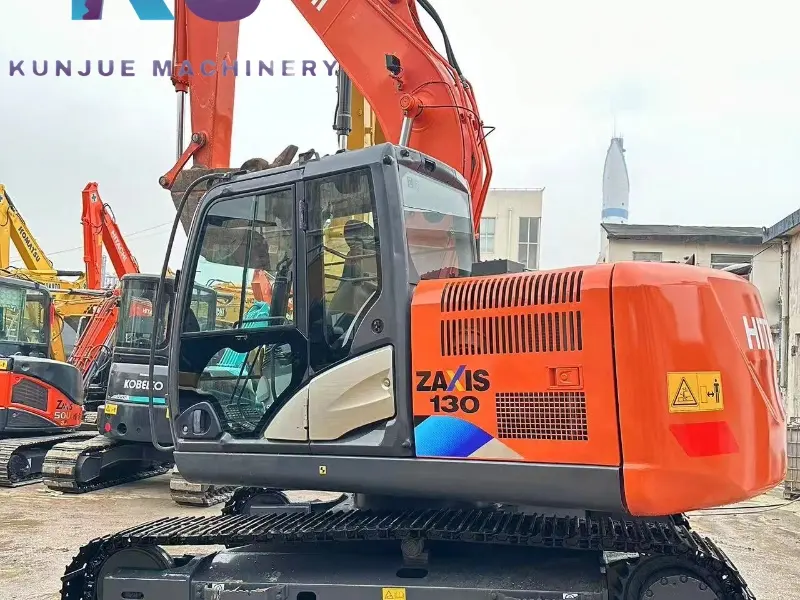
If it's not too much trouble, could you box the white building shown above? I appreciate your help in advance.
[477,188,544,270]
[763,210,800,420]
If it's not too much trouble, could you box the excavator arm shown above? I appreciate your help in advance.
[298,0,492,222]
[0,185,86,290]
[160,0,491,227]
[81,182,140,289]
[0,184,53,271]
[159,0,239,189]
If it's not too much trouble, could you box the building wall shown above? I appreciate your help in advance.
[784,236,800,419]
[478,189,543,269]
[601,235,782,327]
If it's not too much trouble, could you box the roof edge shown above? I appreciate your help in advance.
[764,207,800,242]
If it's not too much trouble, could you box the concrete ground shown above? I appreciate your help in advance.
[0,477,798,600]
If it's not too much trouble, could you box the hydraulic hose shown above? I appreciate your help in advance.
[147,171,239,453]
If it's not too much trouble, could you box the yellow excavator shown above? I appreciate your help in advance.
[0,185,103,360]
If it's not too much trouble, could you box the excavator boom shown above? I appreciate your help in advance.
[294,0,492,222]
[81,182,140,289]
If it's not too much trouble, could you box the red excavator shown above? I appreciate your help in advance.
[62,1,783,599]
[0,276,93,486]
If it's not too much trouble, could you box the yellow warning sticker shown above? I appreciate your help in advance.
[104,403,118,415]
[0,359,9,370]
[667,372,724,413]
[382,589,406,600]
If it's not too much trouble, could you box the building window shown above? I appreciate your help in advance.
[632,251,663,262]
[479,217,495,254]
[710,253,753,269]
[517,217,540,270]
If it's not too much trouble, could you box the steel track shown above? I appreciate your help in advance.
[0,431,96,487]
[41,435,173,493]
[61,488,754,600]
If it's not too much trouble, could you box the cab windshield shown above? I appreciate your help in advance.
[0,282,49,350]
[118,279,218,348]
[187,188,294,333]
[116,279,169,349]
[399,165,475,280]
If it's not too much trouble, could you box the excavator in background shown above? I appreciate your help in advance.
[0,184,87,292]
[41,183,246,503]
[62,2,780,600]
[0,276,93,487]
[0,184,91,360]
[68,182,142,414]
[43,273,241,505]
[42,270,277,504]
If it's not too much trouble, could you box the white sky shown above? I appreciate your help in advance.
[1,0,798,273]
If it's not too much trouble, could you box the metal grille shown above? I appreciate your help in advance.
[440,311,582,356]
[496,392,587,441]
[786,421,800,499]
[441,270,583,312]
[11,379,49,412]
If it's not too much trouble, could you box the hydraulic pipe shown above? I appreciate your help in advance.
[334,69,353,151]
[176,92,186,160]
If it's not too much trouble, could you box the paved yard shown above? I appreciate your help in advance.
[0,477,797,600]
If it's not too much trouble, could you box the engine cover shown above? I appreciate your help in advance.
[410,262,786,516]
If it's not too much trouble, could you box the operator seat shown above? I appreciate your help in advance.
[327,219,378,344]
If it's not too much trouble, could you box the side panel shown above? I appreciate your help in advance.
[307,346,395,441]
[411,266,621,467]
[613,262,786,515]
[106,362,169,405]
[4,372,82,430]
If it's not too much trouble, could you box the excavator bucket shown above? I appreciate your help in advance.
[169,145,301,234]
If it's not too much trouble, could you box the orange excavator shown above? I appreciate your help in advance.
[0,275,94,487]
[69,182,141,415]
[62,2,781,599]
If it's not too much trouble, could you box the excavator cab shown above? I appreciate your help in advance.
[166,143,477,476]
[100,273,217,447]
[0,277,51,359]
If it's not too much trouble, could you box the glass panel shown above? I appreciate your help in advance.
[0,282,49,356]
[195,340,295,436]
[632,251,662,262]
[116,278,167,349]
[0,283,25,343]
[399,165,474,279]
[518,243,528,266]
[528,217,540,243]
[22,291,47,345]
[518,217,529,243]
[529,243,538,269]
[479,218,495,254]
[187,285,217,332]
[179,187,299,439]
[710,253,753,268]
[186,188,295,333]
[306,169,380,371]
